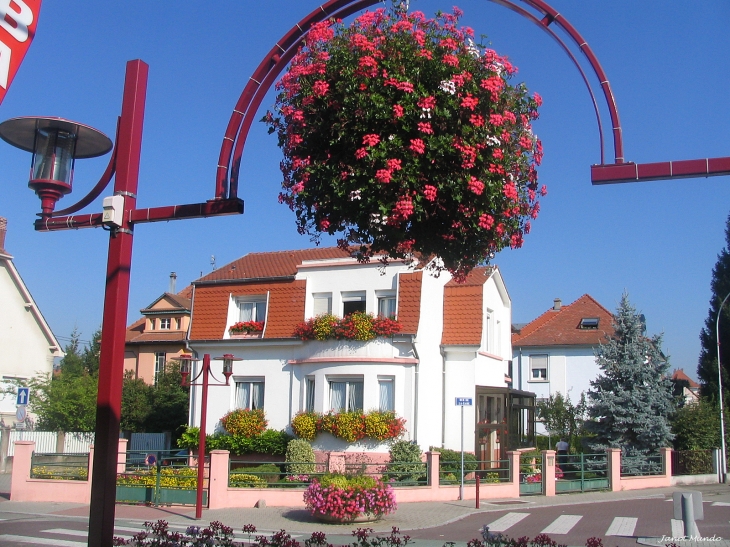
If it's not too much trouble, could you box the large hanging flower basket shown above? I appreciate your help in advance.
[265,5,545,280]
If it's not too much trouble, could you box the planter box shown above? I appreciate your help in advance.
[230,332,263,339]
[555,478,608,493]
[116,485,207,505]
[519,482,542,495]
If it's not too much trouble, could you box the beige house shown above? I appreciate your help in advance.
[0,217,62,426]
[124,280,192,384]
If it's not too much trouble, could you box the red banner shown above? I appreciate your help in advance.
[0,0,42,105]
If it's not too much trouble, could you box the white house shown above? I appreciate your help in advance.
[512,295,614,416]
[0,217,62,425]
[187,247,535,458]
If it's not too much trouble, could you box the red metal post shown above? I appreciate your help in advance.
[87,59,148,547]
[475,474,480,509]
[196,354,210,520]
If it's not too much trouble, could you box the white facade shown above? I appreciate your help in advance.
[514,346,597,403]
[188,254,515,453]
[0,247,62,425]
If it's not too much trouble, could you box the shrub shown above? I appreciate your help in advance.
[285,438,316,474]
[229,473,269,488]
[291,411,319,441]
[177,427,291,456]
[231,463,281,484]
[386,440,425,483]
[303,473,396,521]
[430,446,477,479]
[220,408,267,437]
[117,467,197,489]
[364,411,406,441]
[321,410,366,442]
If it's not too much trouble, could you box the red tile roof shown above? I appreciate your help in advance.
[672,368,699,388]
[442,267,492,345]
[190,280,306,340]
[196,247,351,283]
[512,294,614,347]
[397,271,422,334]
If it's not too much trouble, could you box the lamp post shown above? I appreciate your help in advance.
[0,60,243,547]
[715,291,729,484]
[178,353,240,520]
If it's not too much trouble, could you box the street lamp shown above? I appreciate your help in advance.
[0,60,243,547]
[715,291,729,484]
[178,352,241,519]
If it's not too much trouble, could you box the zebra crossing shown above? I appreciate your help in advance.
[484,511,717,538]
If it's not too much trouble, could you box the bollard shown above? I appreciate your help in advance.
[475,475,480,509]
[673,491,703,538]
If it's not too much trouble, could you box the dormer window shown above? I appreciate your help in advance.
[239,297,267,322]
[580,317,599,329]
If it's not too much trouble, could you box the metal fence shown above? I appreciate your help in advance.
[556,453,609,492]
[671,449,714,475]
[30,452,89,481]
[438,458,510,485]
[117,450,204,506]
[620,452,664,477]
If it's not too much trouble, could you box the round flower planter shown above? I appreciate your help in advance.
[314,512,383,524]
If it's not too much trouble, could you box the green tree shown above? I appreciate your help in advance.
[58,328,85,376]
[81,327,101,376]
[698,212,730,403]
[121,370,152,432]
[144,361,189,439]
[671,398,728,450]
[536,392,587,448]
[585,294,675,455]
[27,372,97,432]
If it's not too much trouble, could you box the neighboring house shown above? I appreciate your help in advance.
[124,273,193,384]
[0,217,63,426]
[186,247,535,457]
[512,295,614,412]
[671,368,700,406]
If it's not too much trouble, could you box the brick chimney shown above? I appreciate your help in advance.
[553,298,562,311]
[0,217,7,253]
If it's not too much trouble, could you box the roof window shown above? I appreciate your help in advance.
[580,317,599,329]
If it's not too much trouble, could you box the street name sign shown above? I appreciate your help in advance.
[455,397,473,406]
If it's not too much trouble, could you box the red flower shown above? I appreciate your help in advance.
[423,185,437,201]
[312,80,330,96]
[386,158,402,171]
[417,122,433,134]
[392,104,404,118]
[409,138,425,154]
[442,54,459,67]
[467,176,484,195]
[460,93,478,111]
[362,134,381,147]
[375,169,392,183]
[417,96,436,109]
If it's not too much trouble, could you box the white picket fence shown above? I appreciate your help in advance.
[7,431,95,456]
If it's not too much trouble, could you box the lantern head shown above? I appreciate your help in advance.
[0,116,112,215]
[178,354,194,386]
[214,353,241,385]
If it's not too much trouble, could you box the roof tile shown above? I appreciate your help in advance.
[397,271,422,334]
[442,267,491,345]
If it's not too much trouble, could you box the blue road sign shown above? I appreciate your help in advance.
[455,397,473,406]
[16,387,29,406]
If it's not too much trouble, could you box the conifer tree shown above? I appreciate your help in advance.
[585,294,674,455]
[697,212,730,402]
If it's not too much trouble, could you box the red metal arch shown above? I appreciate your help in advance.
[216,0,729,193]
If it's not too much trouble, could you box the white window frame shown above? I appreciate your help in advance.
[304,377,316,412]
[159,318,171,330]
[312,292,332,316]
[341,291,366,316]
[376,292,396,318]
[237,296,267,323]
[378,376,395,412]
[234,378,265,410]
[154,352,166,384]
[328,377,364,412]
[529,354,548,382]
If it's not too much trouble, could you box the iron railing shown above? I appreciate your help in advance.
[671,449,714,475]
[620,452,664,476]
[30,452,89,481]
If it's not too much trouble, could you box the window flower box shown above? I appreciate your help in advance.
[229,321,264,337]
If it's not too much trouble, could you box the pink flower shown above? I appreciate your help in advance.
[416,49,433,60]
[395,81,415,93]
[478,214,494,230]
[533,92,543,106]
[467,176,484,195]
[392,104,404,118]
[417,122,433,134]
[460,93,478,111]
[409,138,425,154]
[312,80,330,96]
[386,158,402,171]
[319,219,330,230]
[442,54,459,67]
[519,135,533,149]
[489,114,504,126]
[375,169,392,183]
[417,96,436,110]
[503,182,518,201]
[492,148,503,160]
[503,111,517,124]
[469,114,484,127]
[355,147,368,159]
[362,134,380,147]
[540,184,548,196]
[423,185,437,201]
[394,195,414,218]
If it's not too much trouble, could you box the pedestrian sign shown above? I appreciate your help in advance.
[455,397,473,406]
[16,387,29,406]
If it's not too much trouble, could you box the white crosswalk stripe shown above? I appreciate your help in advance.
[487,512,530,532]
[44,528,132,540]
[541,515,582,534]
[605,517,638,537]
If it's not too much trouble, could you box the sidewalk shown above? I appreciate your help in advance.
[0,482,727,542]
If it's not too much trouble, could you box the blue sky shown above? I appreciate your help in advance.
[0,1,728,380]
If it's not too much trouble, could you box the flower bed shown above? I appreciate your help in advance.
[294,312,401,341]
[303,474,396,522]
[291,410,406,442]
[265,5,543,280]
